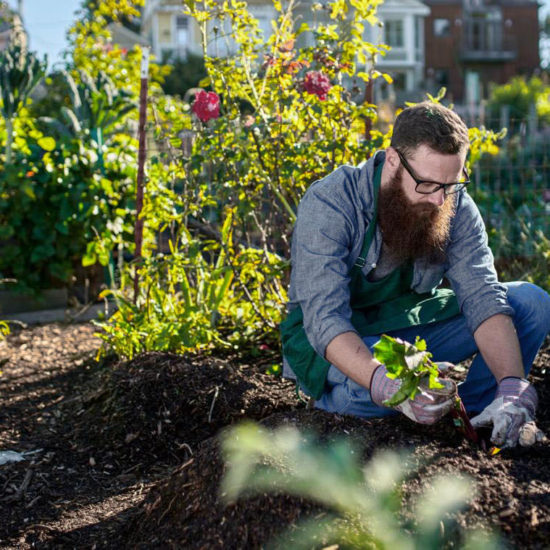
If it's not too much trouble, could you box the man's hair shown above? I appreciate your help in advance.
[390,101,469,156]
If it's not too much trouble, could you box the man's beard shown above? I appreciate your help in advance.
[378,166,455,264]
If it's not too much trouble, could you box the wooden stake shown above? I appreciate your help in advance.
[133,46,150,304]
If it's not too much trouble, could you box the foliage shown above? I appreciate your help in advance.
[0,43,47,163]
[474,191,548,260]
[487,76,550,130]
[94,209,287,359]
[373,335,479,443]
[221,422,501,549]
[67,0,169,95]
[180,0,390,255]
[497,229,550,293]
[0,127,137,292]
[0,0,156,293]
[160,52,208,98]
[372,335,443,406]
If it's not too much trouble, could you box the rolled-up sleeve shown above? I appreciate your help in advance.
[445,191,514,334]
[290,178,363,358]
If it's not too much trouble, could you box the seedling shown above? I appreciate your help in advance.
[373,335,479,445]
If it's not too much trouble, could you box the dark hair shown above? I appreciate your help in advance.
[390,102,469,156]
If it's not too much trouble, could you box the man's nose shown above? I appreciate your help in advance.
[426,189,445,207]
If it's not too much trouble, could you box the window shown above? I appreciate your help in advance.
[433,18,451,37]
[384,20,404,48]
[176,15,188,46]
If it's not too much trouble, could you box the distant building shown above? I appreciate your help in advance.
[365,0,431,104]
[423,0,540,103]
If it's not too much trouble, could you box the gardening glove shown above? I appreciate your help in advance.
[470,377,546,449]
[370,364,457,425]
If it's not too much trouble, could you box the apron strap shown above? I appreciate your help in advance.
[354,161,382,268]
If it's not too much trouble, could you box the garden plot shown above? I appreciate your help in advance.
[0,322,549,549]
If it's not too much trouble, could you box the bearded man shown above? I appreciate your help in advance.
[280,101,550,449]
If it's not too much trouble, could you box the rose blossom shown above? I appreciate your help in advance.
[303,71,332,101]
[192,90,220,122]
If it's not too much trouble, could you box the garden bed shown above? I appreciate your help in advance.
[0,322,549,549]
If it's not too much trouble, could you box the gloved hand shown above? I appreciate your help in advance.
[370,364,457,425]
[470,377,546,449]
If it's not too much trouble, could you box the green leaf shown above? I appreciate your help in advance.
[82,253,97,267]
[37,137,56,151]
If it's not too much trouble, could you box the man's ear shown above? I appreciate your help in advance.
[385,146,400,172]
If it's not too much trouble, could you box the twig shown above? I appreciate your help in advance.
[16,469,33,498]
[208,386,219,423]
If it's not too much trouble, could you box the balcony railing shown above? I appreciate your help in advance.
[460,21,517,61]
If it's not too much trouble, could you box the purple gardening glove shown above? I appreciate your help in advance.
[370,364,456,425]
[470,377,546,449]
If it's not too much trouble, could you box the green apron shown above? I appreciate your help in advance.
[280,163,460,399]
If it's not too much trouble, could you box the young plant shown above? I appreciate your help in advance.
[373,334,478,443]
[221,422,501,549]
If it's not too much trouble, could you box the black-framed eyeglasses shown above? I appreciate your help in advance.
[395,148,470,195]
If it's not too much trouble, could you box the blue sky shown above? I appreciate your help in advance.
[7,0,83,70]
[6,0,550,70]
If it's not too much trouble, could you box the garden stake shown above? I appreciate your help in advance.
[133,46,150,304]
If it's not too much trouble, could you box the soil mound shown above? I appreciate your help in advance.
[1,323,549,550]
[65,351,302,472]
[125,343,550,550]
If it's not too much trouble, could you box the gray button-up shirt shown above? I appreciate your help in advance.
[286,150,514,363]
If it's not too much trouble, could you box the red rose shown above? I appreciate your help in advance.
[192,90,220,122]
[303,71,332,101]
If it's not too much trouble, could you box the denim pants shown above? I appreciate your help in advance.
[315,282,550,418]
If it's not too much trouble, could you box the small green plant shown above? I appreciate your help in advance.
[373,335,479,443]
[372,335,442,407]
[221,422,501,549]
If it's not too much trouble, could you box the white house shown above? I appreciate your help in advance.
[365,0,431,102]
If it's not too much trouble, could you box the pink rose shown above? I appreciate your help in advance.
[303,71,332,101]
[192,90,220,122]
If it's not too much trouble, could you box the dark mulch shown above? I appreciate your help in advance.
[0,322,549,549]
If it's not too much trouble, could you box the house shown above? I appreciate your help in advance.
[365,0,432,104]
[423,0,540,103]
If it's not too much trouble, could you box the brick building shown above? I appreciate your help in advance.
[423,0,540,103]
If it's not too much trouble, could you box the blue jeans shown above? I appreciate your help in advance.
[315,282,550,418]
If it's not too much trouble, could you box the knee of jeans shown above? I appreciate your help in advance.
[346,377,371,402]
[507,282,550,332]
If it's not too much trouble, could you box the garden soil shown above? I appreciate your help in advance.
[1,322,549,549]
